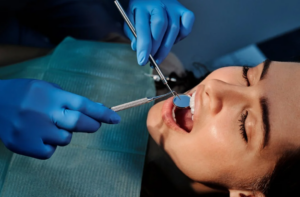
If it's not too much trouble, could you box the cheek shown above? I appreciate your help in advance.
[192,109,238,151]
[171,115,241,180]
[193,116,237,159]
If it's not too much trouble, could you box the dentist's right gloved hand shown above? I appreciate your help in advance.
[0,79,120,159]
[124,0,195,66]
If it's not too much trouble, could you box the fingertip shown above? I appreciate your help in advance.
[96,106,121,124]
[40,144,56,160]
[155,58,162,65]
[97,122,102,130]
[181,10,195,36]
[150,62,155,69]
[86,121,101,133]
[182,10,195,23]
[61,130,73,146]
[138,51,147,66]
[109,112,121,124]
[131,38,137,51]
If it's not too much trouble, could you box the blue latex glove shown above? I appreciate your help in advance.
[124,0,195,66]
[0,79,121,159]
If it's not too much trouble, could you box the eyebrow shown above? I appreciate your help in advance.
[260,98,270,148]
[260,59,271,80]
[259,59,272,148]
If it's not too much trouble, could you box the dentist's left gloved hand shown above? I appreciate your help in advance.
[125,0,195,66]
[0,79,121,159]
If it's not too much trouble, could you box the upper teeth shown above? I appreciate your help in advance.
[190,92,196,120]
[190,92,196,114]
[172,106,177,122]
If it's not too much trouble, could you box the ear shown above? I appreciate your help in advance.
[229,189,265,197]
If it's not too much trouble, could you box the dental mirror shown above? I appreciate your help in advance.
[173,94,190,109]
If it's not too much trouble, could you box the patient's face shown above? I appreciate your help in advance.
[147,61,300,191]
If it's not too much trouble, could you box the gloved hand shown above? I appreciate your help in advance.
[124,0,195,66]
[0,79,120,159]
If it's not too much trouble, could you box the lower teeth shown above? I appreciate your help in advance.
[172,106,177,122]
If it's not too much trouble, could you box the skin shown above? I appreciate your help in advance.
[147,61,300,196]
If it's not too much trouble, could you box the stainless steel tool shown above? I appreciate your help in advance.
[110,91,174,112]
[114,0,180,99]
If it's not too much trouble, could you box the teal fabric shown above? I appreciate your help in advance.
[0,37,155,197]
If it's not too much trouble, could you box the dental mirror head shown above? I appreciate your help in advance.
[173,94,190,109]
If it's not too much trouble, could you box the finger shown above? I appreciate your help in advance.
[35,144,57,160]
[150,7,168,57]
[154,12,180,65]
[131,37,137,52]
[175,9,195,44]
[43,128,73,147]
[124,7,137,51]
[135,8,152,66]
[54,109,101,133]
[6,137,57,160]
[61,92,121,124]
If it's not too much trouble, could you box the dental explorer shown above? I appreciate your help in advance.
[114,0,180,99]
[110,91,175,112]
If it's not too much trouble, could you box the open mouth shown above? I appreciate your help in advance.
[172,92,196,132]
[162,91,197,134]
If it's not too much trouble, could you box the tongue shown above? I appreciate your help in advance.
[175,108,193,132]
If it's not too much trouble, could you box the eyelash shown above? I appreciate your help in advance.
[239,66,250,143]
[242,66,250,86]
[239,111,248,142]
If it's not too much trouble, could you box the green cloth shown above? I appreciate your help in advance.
[0,37,155,197]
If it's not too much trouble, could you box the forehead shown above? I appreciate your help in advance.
[261,61,300,152]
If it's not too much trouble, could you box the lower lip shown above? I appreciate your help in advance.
[162,96,190,134]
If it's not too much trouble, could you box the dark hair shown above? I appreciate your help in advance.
[255,149,300,197]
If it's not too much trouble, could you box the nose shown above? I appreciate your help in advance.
[204,79,248,115]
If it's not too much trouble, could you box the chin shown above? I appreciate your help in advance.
[147,98,203,182]
[147,101,165,145]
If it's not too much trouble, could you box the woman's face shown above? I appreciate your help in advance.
[147,61,300,193]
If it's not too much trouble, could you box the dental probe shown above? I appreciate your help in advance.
[114,0,180,99]
[110,91,174,112]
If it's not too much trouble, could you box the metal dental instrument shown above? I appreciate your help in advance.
[114,0,180,99]
[111,91,175,112]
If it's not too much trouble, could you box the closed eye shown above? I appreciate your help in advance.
[239,111,248,143]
